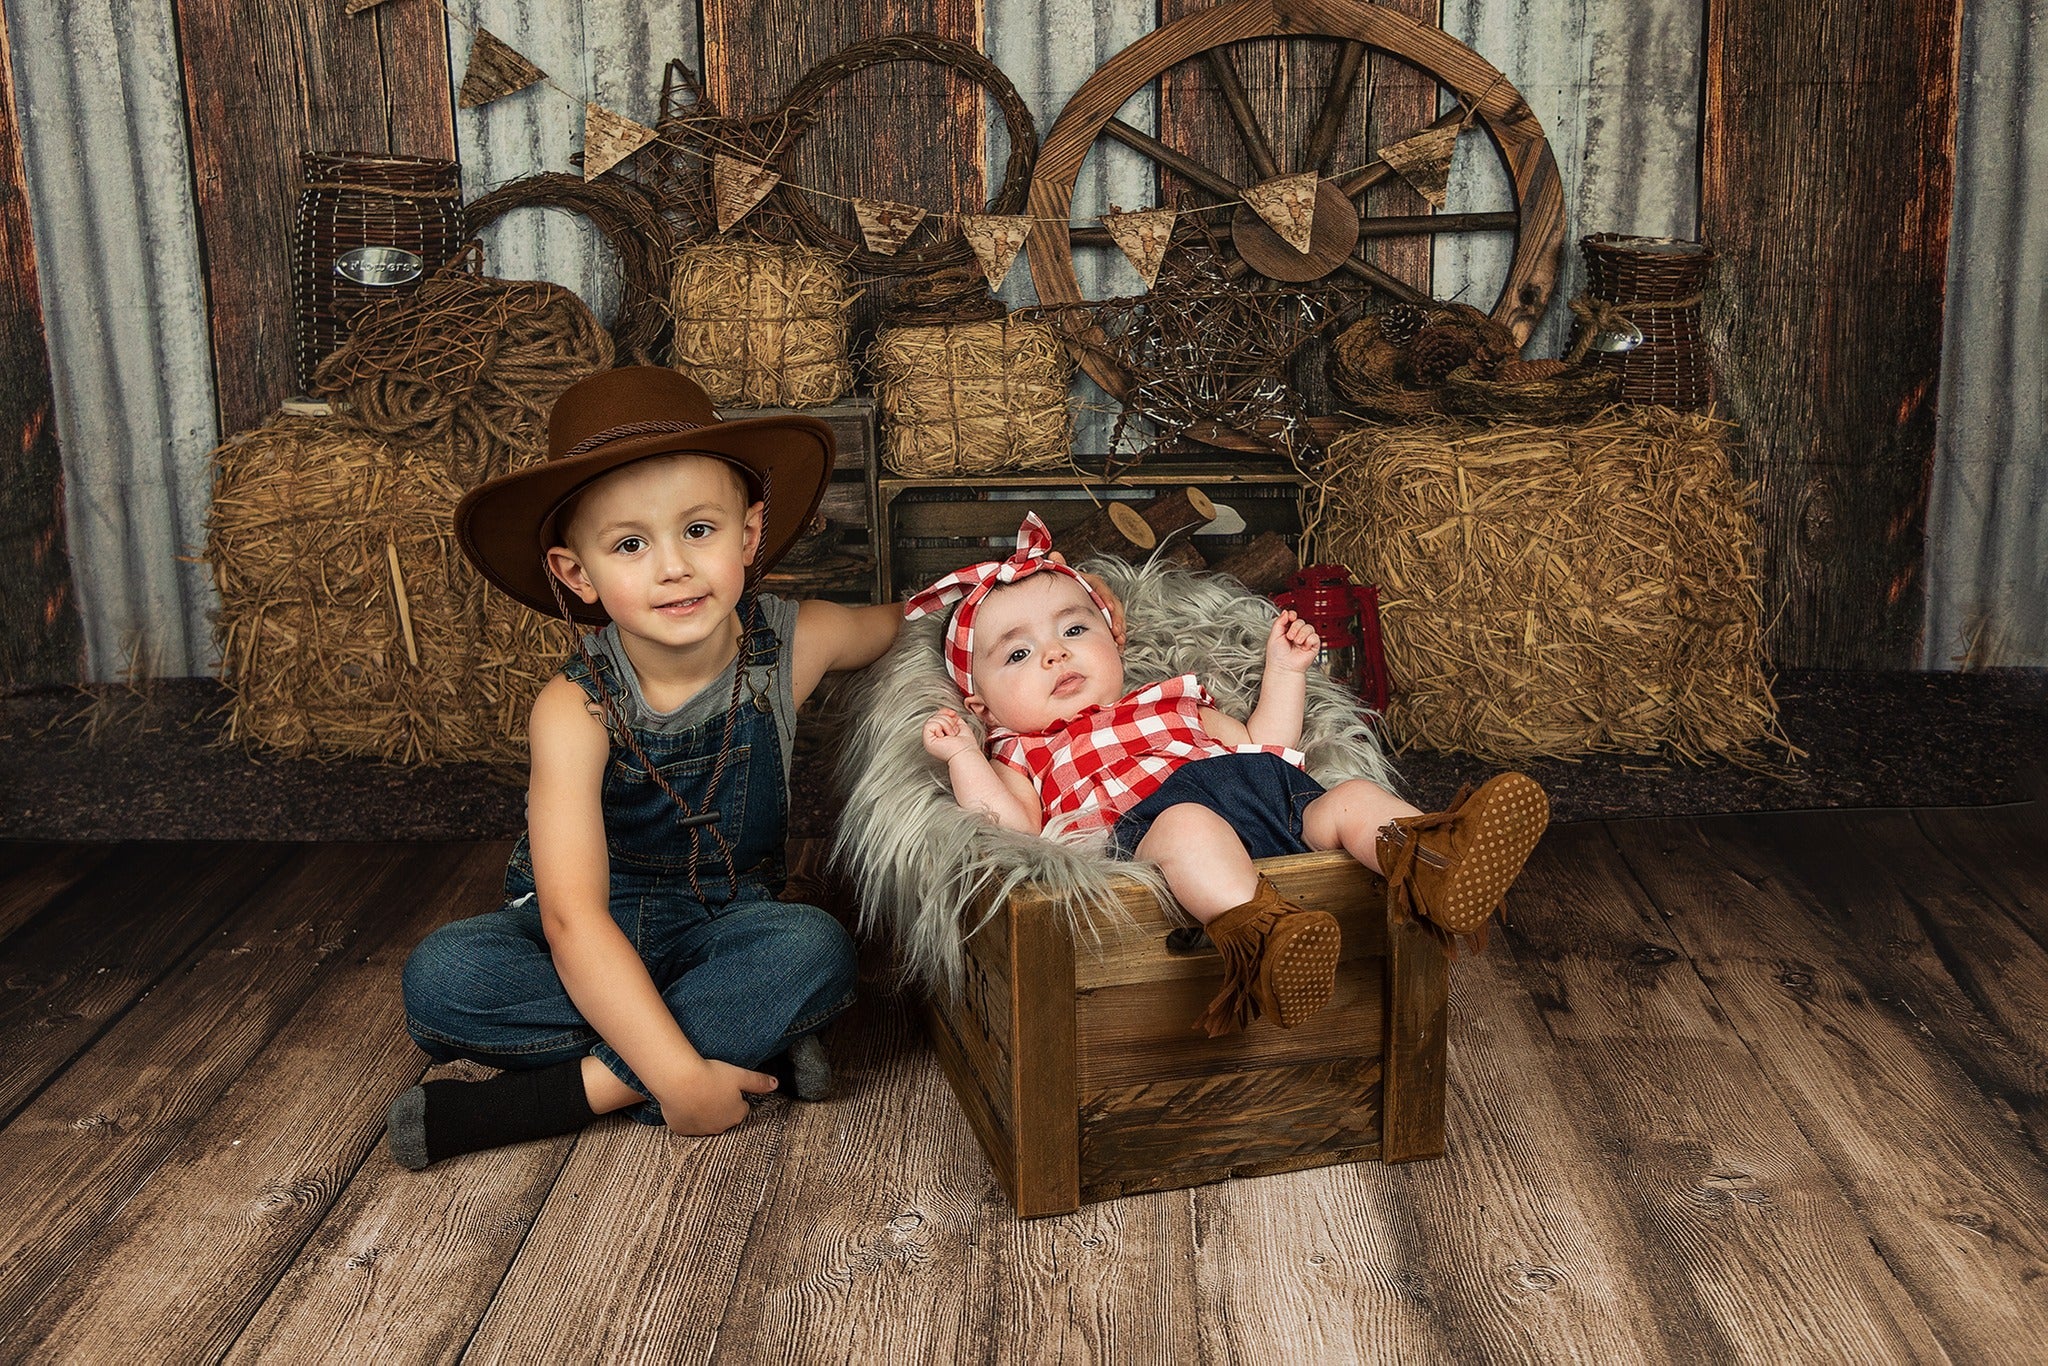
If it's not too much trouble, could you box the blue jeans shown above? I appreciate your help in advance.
[401,884,858,1125]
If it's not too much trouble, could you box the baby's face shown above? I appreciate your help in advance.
[964,572,1124,733]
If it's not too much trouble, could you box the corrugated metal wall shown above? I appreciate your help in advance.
[4,0,2038,677]
[1921,0,2048,668]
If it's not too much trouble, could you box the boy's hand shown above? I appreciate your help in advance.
[654,1058,779,1136]
[1267,610,1322,674]
[923,708,980,762]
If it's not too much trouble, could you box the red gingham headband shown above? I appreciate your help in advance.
[902,512,1115,695]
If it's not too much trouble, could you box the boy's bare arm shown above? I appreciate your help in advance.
[790,599,904,705]
[526,678,773,1131]
[1244,610,1319,748]
[924,708,1044,834]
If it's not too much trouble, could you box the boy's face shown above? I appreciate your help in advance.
[963,572,1124,733]
[545,454,761,653]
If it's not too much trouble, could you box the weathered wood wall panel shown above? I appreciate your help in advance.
[1702,0,1965,668]
[0,2,82,687]
[1435,1,1703,359]
[7,0,220,680]
[170,0,456,437]
[988,0,1159,453]
[1921,2,2048,668]
[453,2,700,329]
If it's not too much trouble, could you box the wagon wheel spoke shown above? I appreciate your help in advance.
[1358,211,1520,239]
[1203,49,1285,180]
[1302,41,1369,176]
[1102,118,1244,202]
[1336,253,1431,304]
[1335,107,1466,201]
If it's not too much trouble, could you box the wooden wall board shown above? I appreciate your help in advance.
[1702,0,1965,668]
[0,840,298,1124]
[1611,814,2048,1359]
[0,842,443,1324]
[170,0,456,435]
[14,842,510,1361]
[0,3,82,689]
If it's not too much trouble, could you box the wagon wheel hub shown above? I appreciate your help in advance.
[1228,180,1362,283]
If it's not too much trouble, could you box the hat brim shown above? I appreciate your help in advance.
[455,414,834,624]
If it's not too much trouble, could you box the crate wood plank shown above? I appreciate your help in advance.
[700,991,998,1362]
[0,3,82,687]
[0,843,115,944]
[16,842,510,1361]
[0,842,455,1324]
[888,488,1304,543]
[221,1058,569,1365]
[1076,962,1384,1092]
[1079,1056,1383,1198]
[1379,910,1448,1161]
[1610,815,2048,1357]
[1009,894,1081,1216]
[169,0,455,433]
[0,840,299,1124]
[1702,0,1964,666]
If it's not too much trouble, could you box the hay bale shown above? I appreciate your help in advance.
[207,418,572,766]
[1312,408,1788,762]
[669,242,854,407]
[869,317,1072,475]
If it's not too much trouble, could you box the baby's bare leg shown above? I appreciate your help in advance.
[1302,779,1423,874]
[1133,803,1261,921]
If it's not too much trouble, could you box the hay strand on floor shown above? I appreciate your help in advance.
[1312,407,1789,763]
[669,242,853,407]
[869,318,1072,475]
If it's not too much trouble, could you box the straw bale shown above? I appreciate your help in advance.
[869,318,1072,475]
[207,418,573,767]
[1313,408,1788,762]
[670,242,853,407]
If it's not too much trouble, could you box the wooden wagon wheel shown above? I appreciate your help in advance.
[769,33,1040,275]
[1026,0,1564,420]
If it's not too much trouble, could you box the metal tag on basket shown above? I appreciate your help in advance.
[1591,318,1645,353]
[333,246,425,287]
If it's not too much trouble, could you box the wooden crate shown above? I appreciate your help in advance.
[924,849,1447,1217]
[750,399,884,605]
[878,461,1304,600]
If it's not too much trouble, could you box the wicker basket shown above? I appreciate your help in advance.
[870,318,1072,475]
[669,243,854,408]
[294,152,465,391]
[1573,234,1715,410]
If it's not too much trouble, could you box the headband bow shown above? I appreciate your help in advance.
[903,512,1114,695]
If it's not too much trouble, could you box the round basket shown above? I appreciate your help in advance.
[1574,234,1714,409]
[294,153,465,391]
[1440,361,1623,423]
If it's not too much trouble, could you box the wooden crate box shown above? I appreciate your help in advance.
[749,399,885,605]
[924,849,1447,1217]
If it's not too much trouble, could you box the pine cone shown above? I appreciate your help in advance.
[1376,303,1429,347]
[1403,324,1478,386]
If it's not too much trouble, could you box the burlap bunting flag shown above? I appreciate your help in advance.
[1376,124,1460,210]
[959,214,1032,289]
[1101,206,1177,288]
[711,154,782,232]
[582,104,657,181]
[853,199,928,256]
[459,28,547,109]
[1243,172,1320,253]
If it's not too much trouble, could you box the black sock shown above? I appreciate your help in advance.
[387,1058,597,1170]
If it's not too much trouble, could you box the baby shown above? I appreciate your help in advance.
[913,513,1548,1036]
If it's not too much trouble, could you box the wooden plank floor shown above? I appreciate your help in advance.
[1,803,2044,1363]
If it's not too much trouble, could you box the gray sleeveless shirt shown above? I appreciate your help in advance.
[580,593,801,778]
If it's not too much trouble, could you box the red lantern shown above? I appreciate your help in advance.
[1273,566,1389,715]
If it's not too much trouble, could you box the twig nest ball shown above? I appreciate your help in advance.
[1314,408,1789,763]
[869,317,1073,475]
[669,242,855,407]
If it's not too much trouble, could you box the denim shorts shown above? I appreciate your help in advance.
[1109,752,1327,860]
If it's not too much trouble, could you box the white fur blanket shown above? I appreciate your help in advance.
[830,557,1400,994]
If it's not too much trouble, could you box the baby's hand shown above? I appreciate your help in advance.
[1267,610,1322,673]
[923,708,980,762]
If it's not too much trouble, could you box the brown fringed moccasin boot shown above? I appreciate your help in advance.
[1376,772,1550,937]
[1193,877,1343,1037]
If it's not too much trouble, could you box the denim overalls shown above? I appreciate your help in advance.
[401,599,858,1124]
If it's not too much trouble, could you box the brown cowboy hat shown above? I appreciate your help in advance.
[455,366,834,623]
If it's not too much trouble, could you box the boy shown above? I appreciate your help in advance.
[915,514,1549,1036]
[389,367,903,1168]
